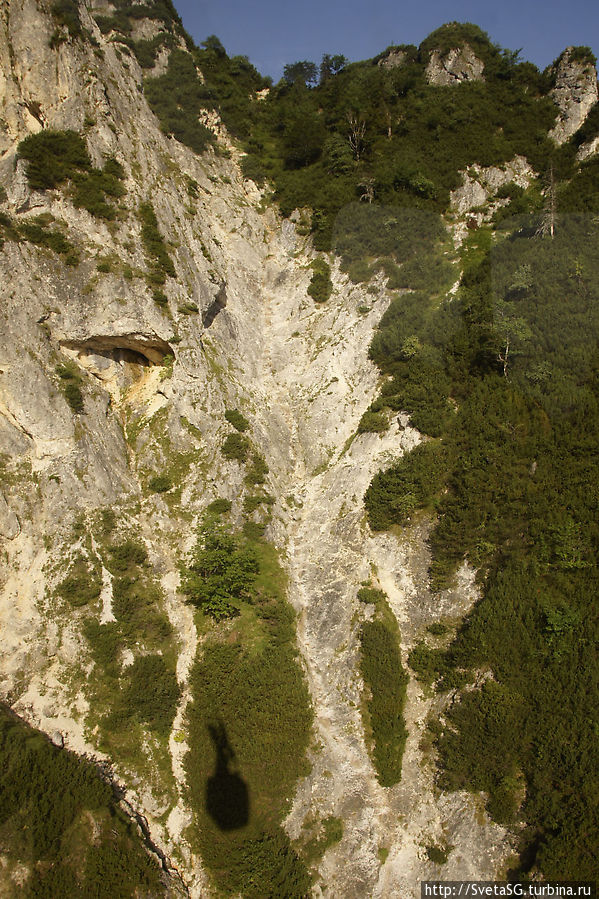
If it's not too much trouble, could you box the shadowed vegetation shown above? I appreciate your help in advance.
[0,703,166,896]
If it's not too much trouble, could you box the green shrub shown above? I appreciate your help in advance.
[49,0,82,44]
[17,132,126,218]
[180,523,259,620]
[17,130,90,190]
[19,217,80,264]
[365,441,449,531]
[94,12,132,35]
[121,654,180,735]
[347,258,372,284]
[225,408,250,432]
[221,432,250,462]
[407,641,449,685]
[148,473,172,493]
[178,301,199,314]
[57,557,101,608]
[83,620,121,673]
[240,153,267,185]
[357,411,388,433]
[56,361,84,413]
[138,201,175,287]
[307,257,333,303]
[360,617,408,787]
[132,33,175,68]
[357,586,388,607]
[245,451,269,485]
[426,844,451,864]
[144,49,216,154]
[72,160,126,220]
[206,497,232,516]
[243,493,274,515]
[108,540,148,571]
[153,289,168,307]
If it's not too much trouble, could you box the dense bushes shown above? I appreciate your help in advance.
[184,534,312,895]
[49,0,83,45]
[232,31,557,253]
[138,201,176,294]
[122,654,180,735]
[221,432,250,461]
[144,49,216,153]
[365,440,449,530]
[364,207,599,874]
[0,703,164,896]
[357,586,408,786]
[57,555,101,607]
[17,131,126,218]
[180,523,259,620]
[225,408,250,432]
[148,472,172,493]
[307,256,333,302]
[17,130,90,190]
[71,157,126,219]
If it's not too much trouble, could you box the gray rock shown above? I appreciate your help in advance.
[549,48,598,144]
[425,44,485,85]
[0,493,20,539]
[378,48,407,69]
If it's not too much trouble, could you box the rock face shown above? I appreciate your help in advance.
[549,48,598,144]
[378,48,407,69]
[0,3,513,896]
[425,44,485,85]
[577,134,599,160]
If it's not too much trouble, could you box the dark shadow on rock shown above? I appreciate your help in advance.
[205,720,249,831]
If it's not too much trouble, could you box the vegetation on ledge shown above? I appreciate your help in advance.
[183,525,313,896]
[17,130,126,219]
[357,586,408,786]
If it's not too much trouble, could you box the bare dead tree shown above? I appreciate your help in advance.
[536,163,558,239]
[347,112,366,161]
[358,177,375,203]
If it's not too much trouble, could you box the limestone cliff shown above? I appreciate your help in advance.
[0,3,516,896]
[549,47,598,144]
[425,44,485,85]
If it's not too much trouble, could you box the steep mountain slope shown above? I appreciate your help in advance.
[0,3,598,896]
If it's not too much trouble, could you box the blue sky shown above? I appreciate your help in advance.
[174,0,599,80]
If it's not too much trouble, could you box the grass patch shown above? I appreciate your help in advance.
[301,815,343,866]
